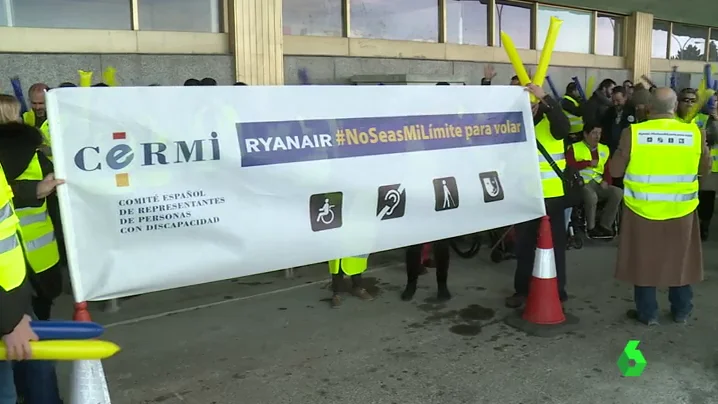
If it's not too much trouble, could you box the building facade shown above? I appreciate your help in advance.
[0,0,716,91]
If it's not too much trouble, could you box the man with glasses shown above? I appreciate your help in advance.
[677,89,718,240]
[623,80,634,99]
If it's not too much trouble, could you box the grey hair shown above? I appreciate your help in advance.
[650,87,678,115]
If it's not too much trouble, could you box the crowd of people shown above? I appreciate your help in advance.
[330,66,718,330]
[0,69,715,401]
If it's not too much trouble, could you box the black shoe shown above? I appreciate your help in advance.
[401,282,417,301]
[437,287,452,301]
[505,293,526,308]
[588,226,612,239]
[700,226,709,241]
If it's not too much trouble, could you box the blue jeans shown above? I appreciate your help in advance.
[634,285,693,322]
[0,359,63,404]
[0,360,16,404]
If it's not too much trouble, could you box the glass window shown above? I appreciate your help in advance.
[669,24,708,61]
[446,0,488,46]
[494,1,532,49]
[708,28,718,61]
[139,0,221,33]
[0,0,131,30]
[283,0,342,36]
[651,20,669,58]
[537,6,591,54]
[595,14,623,56]
[350,0,438,42]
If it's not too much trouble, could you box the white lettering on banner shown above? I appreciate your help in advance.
[637,130,694,146]
[47,85,546,301]
[244,134,333,153]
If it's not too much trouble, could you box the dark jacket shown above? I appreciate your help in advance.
[534,96,571,140]
[0,122,64,306]
[584,90,613,127]
[600,104,638,155]
[560,96,584,118]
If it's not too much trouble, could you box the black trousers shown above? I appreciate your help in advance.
[698,190,715,226]
[405,239,450,286]
[513,199,567,299]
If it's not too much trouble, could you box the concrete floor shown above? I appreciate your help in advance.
[54,237,718,404]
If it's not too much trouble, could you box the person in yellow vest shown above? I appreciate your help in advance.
[328,255,373,308]
[0,161,39,403]
[566,124,623,238]
[609,87,709,325]
[505,84,571,309]
[696,94,718,240]
[0,95,63,320]
[22,83,52,159]
[560,82,585,145]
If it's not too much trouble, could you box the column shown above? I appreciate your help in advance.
[228,0,284,85]
[625,11,653,83]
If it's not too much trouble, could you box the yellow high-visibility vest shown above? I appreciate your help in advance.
[535,117,566,198]
[624,119,701,220]
[0,163,29,292]
[711,146,718,173]
[570,141,609,184]
[693,113,708,129]
[328,255,369,276]
[562,95,584,134]
[14,154,59,273]
[22,111,51,148]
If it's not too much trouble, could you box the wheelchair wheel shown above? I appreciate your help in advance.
[569,236,584,250]
[450,234,481,258]
[490,248,504,263]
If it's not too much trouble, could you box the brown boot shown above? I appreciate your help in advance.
[352,287,374,301]
[331,294,342,308]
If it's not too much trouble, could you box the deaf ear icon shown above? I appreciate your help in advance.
[384,189,401,216]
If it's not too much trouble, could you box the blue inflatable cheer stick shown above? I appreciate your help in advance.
[297,68,311,85]
[10,77,28,116]
[670,66,677,91]
[572,77,586,100]
[704,64,713,91]
[31,321,105,340]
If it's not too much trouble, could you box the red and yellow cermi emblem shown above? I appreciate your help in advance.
[112,131,130,187]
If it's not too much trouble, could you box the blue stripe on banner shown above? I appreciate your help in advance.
[236,112,527,167]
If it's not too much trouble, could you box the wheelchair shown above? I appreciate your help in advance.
[570,200,621,241]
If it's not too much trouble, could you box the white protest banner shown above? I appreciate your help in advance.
[47,85,546,301]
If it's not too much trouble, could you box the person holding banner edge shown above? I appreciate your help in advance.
[0,94,65,403]
[506,83,572,309]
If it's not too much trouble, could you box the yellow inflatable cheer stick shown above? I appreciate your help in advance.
[78,70,93,87]
[0,340,120,361]
[500,32,531,87]
[686,89,716,122]
[103,66,117,86]
[533,16,563,88]
[585,76,596,95]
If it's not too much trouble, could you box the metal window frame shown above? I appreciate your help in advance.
[595,12,626,57]
[132,0,227,33]
[669,21,710,62]
[493,0,534,48]
[534,3,594,53]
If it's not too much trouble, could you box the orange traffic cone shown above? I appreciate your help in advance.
[70,302,112,404]
[522,216,566,325]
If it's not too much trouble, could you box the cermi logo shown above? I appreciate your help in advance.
[73,131,221,187]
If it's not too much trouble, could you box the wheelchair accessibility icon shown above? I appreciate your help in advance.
[310,192,343,231]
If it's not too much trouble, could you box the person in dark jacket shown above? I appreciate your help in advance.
[505,84,572,308]
[600,86,636,155]
[584,78,616,127]
[0,122,65,321]
[561,82,585,144]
